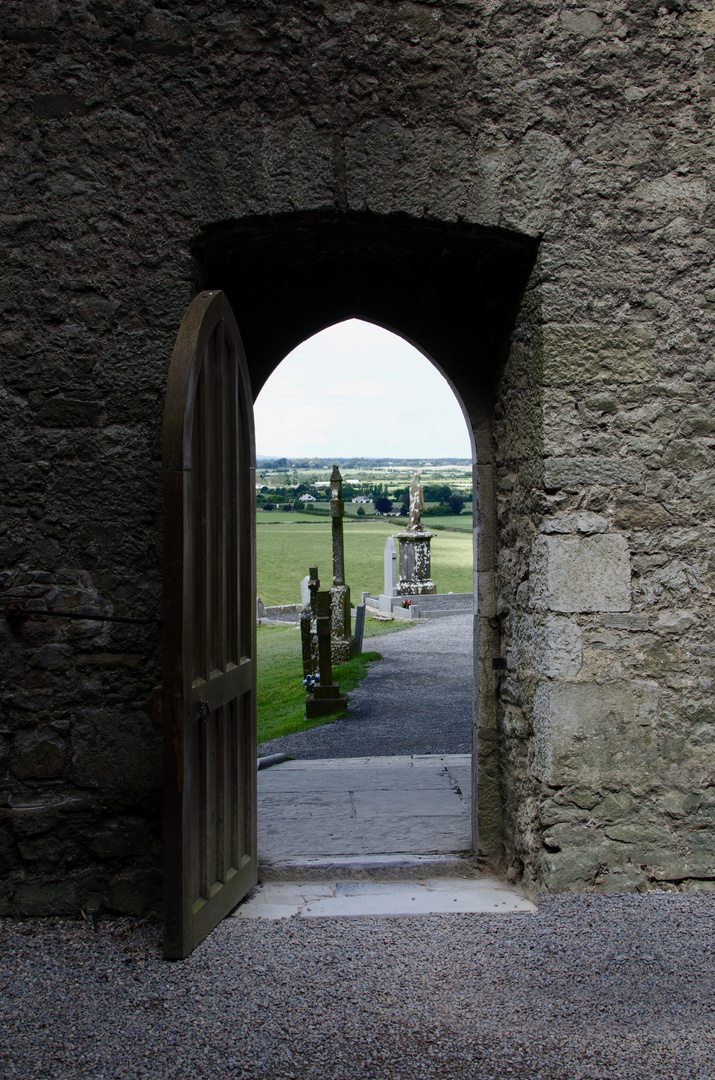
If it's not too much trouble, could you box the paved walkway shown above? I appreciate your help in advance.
[256,616,478,917]
[258,612,473,758]
[257,754,472,865]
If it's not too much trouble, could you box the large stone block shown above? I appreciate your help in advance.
[542,324,656,386]
[543,388,582,455]
[633,172,707,212]
[544,456,643,488]
[11,729,67,780]
[530,534,631,613]
[513,613,582,678]
[71,710,161,797]
[541,842,646,893]
[532,680,658,788]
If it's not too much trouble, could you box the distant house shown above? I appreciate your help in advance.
[299,493,317,502]
[352,496,372,503]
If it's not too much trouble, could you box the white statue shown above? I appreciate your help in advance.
[408,473,424,530]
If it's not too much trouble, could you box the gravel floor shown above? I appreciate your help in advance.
[258,613,473,759]
[3,893,715,1079]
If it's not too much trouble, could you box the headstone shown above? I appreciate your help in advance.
[329,466,356,664]
[308,564,320,614]
[300,609,313,677]
[383,535,398,597]
[300,574,310,609]
[300,565,320,676]
[354,602,366,655]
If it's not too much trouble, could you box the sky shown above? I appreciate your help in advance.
[254,319,472,459]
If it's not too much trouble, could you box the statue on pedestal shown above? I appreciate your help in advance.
[394,473,436,595]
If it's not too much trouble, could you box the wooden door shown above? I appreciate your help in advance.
[162,290,256,960]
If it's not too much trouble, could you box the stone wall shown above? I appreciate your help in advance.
[495,300,715,893]
[1,0,714,913]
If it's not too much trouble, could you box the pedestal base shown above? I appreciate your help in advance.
[331,635,356,664]
[305,689,348,719]
[396,580,437,596]
[394,529,437,596]
[330,583,356,664]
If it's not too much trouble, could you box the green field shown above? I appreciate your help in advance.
[257,617,414,744]
[423,513,474,532]
[256,510,323,524]
[256,519,473,606]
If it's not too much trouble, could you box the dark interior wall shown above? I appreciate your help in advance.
[192,210,538,414]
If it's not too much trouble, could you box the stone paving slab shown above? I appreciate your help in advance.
[234,875,535,919]
[258,755,472,864]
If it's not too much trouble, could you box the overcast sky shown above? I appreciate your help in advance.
[254,319,472,459]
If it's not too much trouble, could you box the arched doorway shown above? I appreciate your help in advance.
[163,210,538,956]
[253,317,475,866]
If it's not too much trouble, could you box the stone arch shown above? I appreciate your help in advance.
[192,207,539,859]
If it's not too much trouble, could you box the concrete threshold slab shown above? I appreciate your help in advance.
[232,875,536,920]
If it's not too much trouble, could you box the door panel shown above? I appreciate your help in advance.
[162,291,256,960]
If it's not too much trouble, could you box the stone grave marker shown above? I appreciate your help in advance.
[305,590,348,719]
[354,602,366,655]
[383,535,398,597]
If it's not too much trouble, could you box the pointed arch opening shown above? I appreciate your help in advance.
[190,207,539,869]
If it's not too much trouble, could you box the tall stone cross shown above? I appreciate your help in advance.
[330,465,345,586]
[329,466,356,663]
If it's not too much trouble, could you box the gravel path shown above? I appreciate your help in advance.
[3,894,715,1079]
[258,613,473,759]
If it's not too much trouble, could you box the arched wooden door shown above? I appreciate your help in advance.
[162,290,257,960]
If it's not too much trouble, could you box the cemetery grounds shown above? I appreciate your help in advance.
[256,463,474,744]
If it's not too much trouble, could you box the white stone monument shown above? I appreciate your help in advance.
[378,535,399,613]
[394,473,436,596]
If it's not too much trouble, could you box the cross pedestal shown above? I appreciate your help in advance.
[394,528,437,595]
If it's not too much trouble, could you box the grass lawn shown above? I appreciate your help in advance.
[256,510,325,524]
[424,513,474,532]
[257,617,414,745]
[257,519,473,606]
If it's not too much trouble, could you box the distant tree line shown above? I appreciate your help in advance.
[257,456,472,469]
[257,477,472,515]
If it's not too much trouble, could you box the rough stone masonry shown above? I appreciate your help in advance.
[1,0,715,916]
